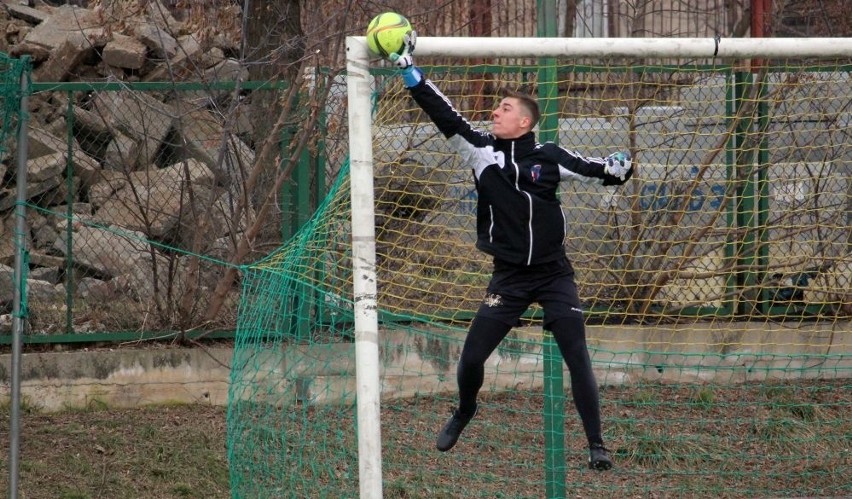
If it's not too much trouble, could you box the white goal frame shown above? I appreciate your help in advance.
[344,35,852,499]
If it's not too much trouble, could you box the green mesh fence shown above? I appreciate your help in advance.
[227,56,851,498]
[5,80,319,341]
[1,52,30,321]
[0,54,28,159]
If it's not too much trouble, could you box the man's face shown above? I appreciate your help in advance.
[491,97,531,139]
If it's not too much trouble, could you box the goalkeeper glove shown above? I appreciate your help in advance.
[389,31,422,88]
[604,151,632,182]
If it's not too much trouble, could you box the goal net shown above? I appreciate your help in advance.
[227,37,852,498]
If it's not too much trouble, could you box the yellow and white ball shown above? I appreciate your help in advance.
[366,12,413,57]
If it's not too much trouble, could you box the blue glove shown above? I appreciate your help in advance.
[389,31,422,88]
[604,152,632,181]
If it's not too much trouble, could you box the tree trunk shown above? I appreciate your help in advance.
[202,0,307,321]
[243,0,307,246]
[244,0,305,142]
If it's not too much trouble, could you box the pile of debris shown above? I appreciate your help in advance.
[4,0,243,82]
[0,0,257,332]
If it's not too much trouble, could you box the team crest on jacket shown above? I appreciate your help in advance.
[530,164,542,182]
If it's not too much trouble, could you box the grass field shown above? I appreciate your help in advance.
[2,379,850,498]
[0,404,229,499]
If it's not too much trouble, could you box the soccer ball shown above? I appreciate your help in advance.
[366,12,413,58]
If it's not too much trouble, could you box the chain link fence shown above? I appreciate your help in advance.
[6,80,332,338]
[3,0,850,340]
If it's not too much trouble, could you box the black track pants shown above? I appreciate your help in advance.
[455,315,603,445]
[548,316,603,445]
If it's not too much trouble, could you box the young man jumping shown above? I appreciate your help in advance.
[386,35,633,470]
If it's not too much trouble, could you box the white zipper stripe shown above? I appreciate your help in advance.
[526,192,534,265]
[509,142,535,265]
[488,204,494,243]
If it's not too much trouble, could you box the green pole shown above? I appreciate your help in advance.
[312,69,328,326]
[65,92,75,333]
[543,337,567,497]
[756,77,771,315]
[279,90,315,341]
[295,141,311,229]
[280,119,296,241]
[537,1,566,497]
[734,71,758,316]
[313,67,327,208]
[723,69,738,317]
[294,142,312,341]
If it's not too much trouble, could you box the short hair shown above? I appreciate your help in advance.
[500,88,540,128]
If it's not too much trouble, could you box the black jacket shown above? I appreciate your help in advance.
[409,78,631,266]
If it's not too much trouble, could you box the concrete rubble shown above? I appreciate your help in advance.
[0,0,255,328]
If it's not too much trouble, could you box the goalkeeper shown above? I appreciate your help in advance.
[386,35,632,471]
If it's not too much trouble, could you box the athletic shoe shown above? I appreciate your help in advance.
[435,406,477,452]
[588,442,613,470]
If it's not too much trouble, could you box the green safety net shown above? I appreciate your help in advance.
[227,57,851,498]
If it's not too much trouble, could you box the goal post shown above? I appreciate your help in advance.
[345,36,384,499]
[344,35,852,498]
[355,36,852,60]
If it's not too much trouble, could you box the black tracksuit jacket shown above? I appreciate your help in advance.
[408,78,631,266]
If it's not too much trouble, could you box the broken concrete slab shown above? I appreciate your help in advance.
[102,33,147,70]
[27,150,65,182]
[172,104,255,191]
[51,223,151,278]
[24,126,100,187]
[142,33,202,81]
[2,0,50,24]
[0,175,61,211]
[91,159,217,237]
[133,23,177,59]
[32,33,94,82]
[22,4,104,51]
[92,90,175,169]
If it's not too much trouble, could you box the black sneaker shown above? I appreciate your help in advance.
[435,406,477,452]
[588,443,613,470]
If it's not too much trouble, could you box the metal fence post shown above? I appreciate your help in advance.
[9,54,31,499]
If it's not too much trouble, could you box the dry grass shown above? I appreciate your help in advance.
[1,379,850,498]
[0,404,228,499]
